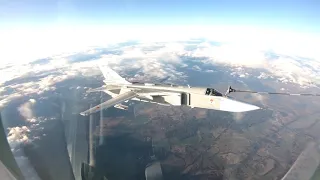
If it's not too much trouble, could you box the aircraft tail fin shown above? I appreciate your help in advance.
[98,64,131,85]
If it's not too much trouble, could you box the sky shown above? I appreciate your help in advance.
[1,0,319,30]
[0,0,320,64]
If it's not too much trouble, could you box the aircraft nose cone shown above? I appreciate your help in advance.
[220,97,261,112]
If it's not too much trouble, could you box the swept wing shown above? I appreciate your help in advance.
[80,91,137,116]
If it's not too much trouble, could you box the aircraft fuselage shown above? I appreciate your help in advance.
[104,82,260,112]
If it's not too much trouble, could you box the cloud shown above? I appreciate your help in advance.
[98,40,320,88]
[6,116,55,153]
[29,99,36,103]
[7,126,31,148]
[192,65,201,71]
[192,43,267,68]
[1,24,320,67]
[0,41,190,109]
[186,42,320,88]
[0,58,103,108]
[266,57,320,87]
[99,43,188,82]
[1,38,320,111]
[257,72,271,79]
[0,93,22,109]
[205,70,215,73]
[18,99,37,123]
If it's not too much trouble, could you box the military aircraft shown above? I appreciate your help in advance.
[80,64,262,116]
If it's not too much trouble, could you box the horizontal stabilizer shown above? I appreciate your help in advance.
[114,104,128,110]
[80,91,137,116]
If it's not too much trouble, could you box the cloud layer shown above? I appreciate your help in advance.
[1,25,320,66]
[102,41,320,88]
[1,39,320,111]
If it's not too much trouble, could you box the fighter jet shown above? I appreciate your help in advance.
[80,64,261,116]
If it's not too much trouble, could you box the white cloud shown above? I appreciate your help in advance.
[1,24,319,66]
[267,57,320,86]
[6,116,54,155]
[99,43,188,82]
[0,59,103,108]
[7,126,31,148]
[205,70,215,73]
[180,64,188,68]
[1,38,320,111]
[18,102,34,120]
[101,38,320,88]
[184,42,320,88]
[258,72,271,79]
[0,93,22,109]
[191,43,267,68]
[192,65,201,71]
[29,99,36,103]
[18,99,37,123]
[2,41,319,91]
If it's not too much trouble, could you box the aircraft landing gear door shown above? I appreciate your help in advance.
[181,93,190,106]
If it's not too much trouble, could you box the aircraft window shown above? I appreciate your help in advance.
[205,88,211,95]
[205,88,223,96]
[211,89,223,96]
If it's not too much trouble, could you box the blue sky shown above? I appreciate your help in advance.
[1,0,319,33]
[0,0,320,65]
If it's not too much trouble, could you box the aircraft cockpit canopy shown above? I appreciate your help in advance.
[205,88,223,96]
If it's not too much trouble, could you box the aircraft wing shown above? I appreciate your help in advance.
[80,91,137,116]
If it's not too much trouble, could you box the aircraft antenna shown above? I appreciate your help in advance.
[225,86,320,97]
